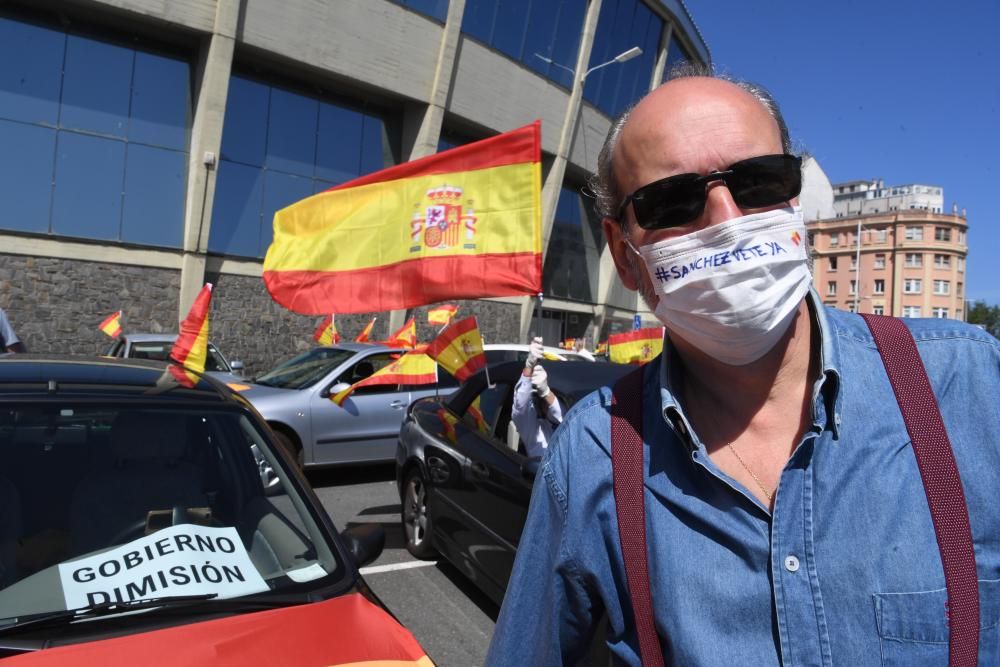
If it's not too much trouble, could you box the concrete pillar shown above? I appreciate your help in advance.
[390,0,467,335]
[177,0,240,318]
[518,0,603,344]
[650,22,673,88]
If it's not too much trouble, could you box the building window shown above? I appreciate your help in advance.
[873,305,885,315]
[874,228,888,242]
[958,258,965,272]
[464,0,588,89]
[957,282,963,296]
[932,307,949,319]
[542,185,605,303]
[904,253,923,268]
[902,306,922,318]
[933,280,950,295]
[0,15,191,246]
[829,256,838,271]
[209,75,399,258]
[582,0,662,114]
[830,234,839,247]
[874,253,886,269]
[934,226,951,242]
[850,255,857,270]
[904,279,922,294]
[959,230,966,244]
[849,280,857,296]
[874,279,885,294]
[827,281,837,296]
[905,226,924,241]
[934,254,951,268]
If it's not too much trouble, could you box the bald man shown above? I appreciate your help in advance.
[486,66,1000,665]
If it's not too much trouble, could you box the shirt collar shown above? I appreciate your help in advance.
[656,287,843,445]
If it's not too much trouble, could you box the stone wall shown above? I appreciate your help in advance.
[1,253,523,377]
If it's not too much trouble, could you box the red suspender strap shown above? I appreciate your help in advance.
[611,367,665,666]
[862,313,979,666]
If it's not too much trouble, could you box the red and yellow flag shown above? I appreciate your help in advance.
[608,327,664,365]
[98,310,122,338]
[425,316,486,382]
[355,317,376,342]
[428,304,459,326]
[263,122,542,314]
[437,408,459,444]
[386,317,417,348]
[469,395,490,434]
[332,352,437,406]
[313,314,340,345]
[169,283,213,386]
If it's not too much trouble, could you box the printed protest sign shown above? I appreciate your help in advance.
[59,524,268,610]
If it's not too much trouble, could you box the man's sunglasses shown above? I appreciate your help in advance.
[617,154,802,230]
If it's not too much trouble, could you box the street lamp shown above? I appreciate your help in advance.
[534,46,643,84]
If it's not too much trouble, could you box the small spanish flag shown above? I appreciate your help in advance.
[468,395,490,434]
[332,352,437,406]
[386,317,417,348]
[98,310,122,338]
[355,317,377,343]
[437,408,459,444]
[425,316,486,382]
[263,122,542,314]
[169,283,213,386]
[313,314,340,345]
[608,327,664,365]
[428,304,459,326]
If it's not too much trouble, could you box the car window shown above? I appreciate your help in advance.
[130,342,172,361]
[255,348,355,390]
[205,345,229,373]
[337,353,399,395]
[0,404,344,622]
[463,382,509,434]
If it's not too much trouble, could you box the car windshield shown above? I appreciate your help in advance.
[129,342,231,373]
[254,348,355,390]
[0,403,343,623]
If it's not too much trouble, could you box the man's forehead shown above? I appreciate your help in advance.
[614,77,782,186]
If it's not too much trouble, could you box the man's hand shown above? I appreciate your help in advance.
[531,365,550,398]
[525,336,544,369]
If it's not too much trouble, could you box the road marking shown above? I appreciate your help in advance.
[360,560,438,575]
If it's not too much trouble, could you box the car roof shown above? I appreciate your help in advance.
[122,333,221,347]
[0,354,241,404]
[482,343,586,359]
[321,342,398,353]
[450,359,633,409]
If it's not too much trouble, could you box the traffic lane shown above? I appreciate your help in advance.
[306,464,498,667]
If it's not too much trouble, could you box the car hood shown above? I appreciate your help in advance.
[0,593,431,666]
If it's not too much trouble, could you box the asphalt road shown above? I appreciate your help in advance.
[306,464,499,667]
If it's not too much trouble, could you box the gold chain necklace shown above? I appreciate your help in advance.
[727,441,773,502]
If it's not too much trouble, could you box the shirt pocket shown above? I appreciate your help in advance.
[874,578,1000,666]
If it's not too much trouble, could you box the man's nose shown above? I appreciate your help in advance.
[698,181,743,229]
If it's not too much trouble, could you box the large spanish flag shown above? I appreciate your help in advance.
[170,283,213,377]
[608,327,664,365]
[263,122,542,314]
[425,316,486,382]
[332,352,437,406]
[313,314,340,345]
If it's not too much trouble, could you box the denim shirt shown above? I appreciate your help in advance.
[486,296,1000,666]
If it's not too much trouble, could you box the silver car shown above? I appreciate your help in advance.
[239,343,458,468]
[103,333,246,383]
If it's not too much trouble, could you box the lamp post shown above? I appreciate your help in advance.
[853,218,863,312]
[534,46,642,84]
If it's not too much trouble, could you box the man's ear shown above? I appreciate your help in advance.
[602,216,640,291]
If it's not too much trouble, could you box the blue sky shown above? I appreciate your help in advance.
[691,0,1000,303]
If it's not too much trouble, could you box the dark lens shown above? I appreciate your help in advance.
[631,175,705,230]
[728,155,802,209]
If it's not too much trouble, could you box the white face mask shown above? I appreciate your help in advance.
[627,206,812,366]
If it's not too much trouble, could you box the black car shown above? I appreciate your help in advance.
[0,356,431,663]
[395,360,632,605]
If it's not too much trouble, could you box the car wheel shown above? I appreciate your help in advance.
[273,429,304,469]
[403,469,436,559]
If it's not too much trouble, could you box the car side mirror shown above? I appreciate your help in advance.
[230,360,244,372]
[341,523,385,568]
[323,382,351,398]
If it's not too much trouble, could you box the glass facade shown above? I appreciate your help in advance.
[0,15,190,247]
[583,0,662,117]
[388,0,449,22]
[462,0,587,89]
[662,33,691,80]
[209,76,398,258]
[542,186,604,303]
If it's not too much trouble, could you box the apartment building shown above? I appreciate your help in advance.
[807,180,968,319]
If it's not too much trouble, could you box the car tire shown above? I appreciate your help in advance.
[402,469,436,559]
[273,429,304,469]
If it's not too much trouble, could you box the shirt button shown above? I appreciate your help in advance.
[784,555,800,572]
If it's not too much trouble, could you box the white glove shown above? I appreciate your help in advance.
[525,336,544,369]
[531,364,550,398]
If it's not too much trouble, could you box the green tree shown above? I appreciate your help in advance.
[966,300,1000,337]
